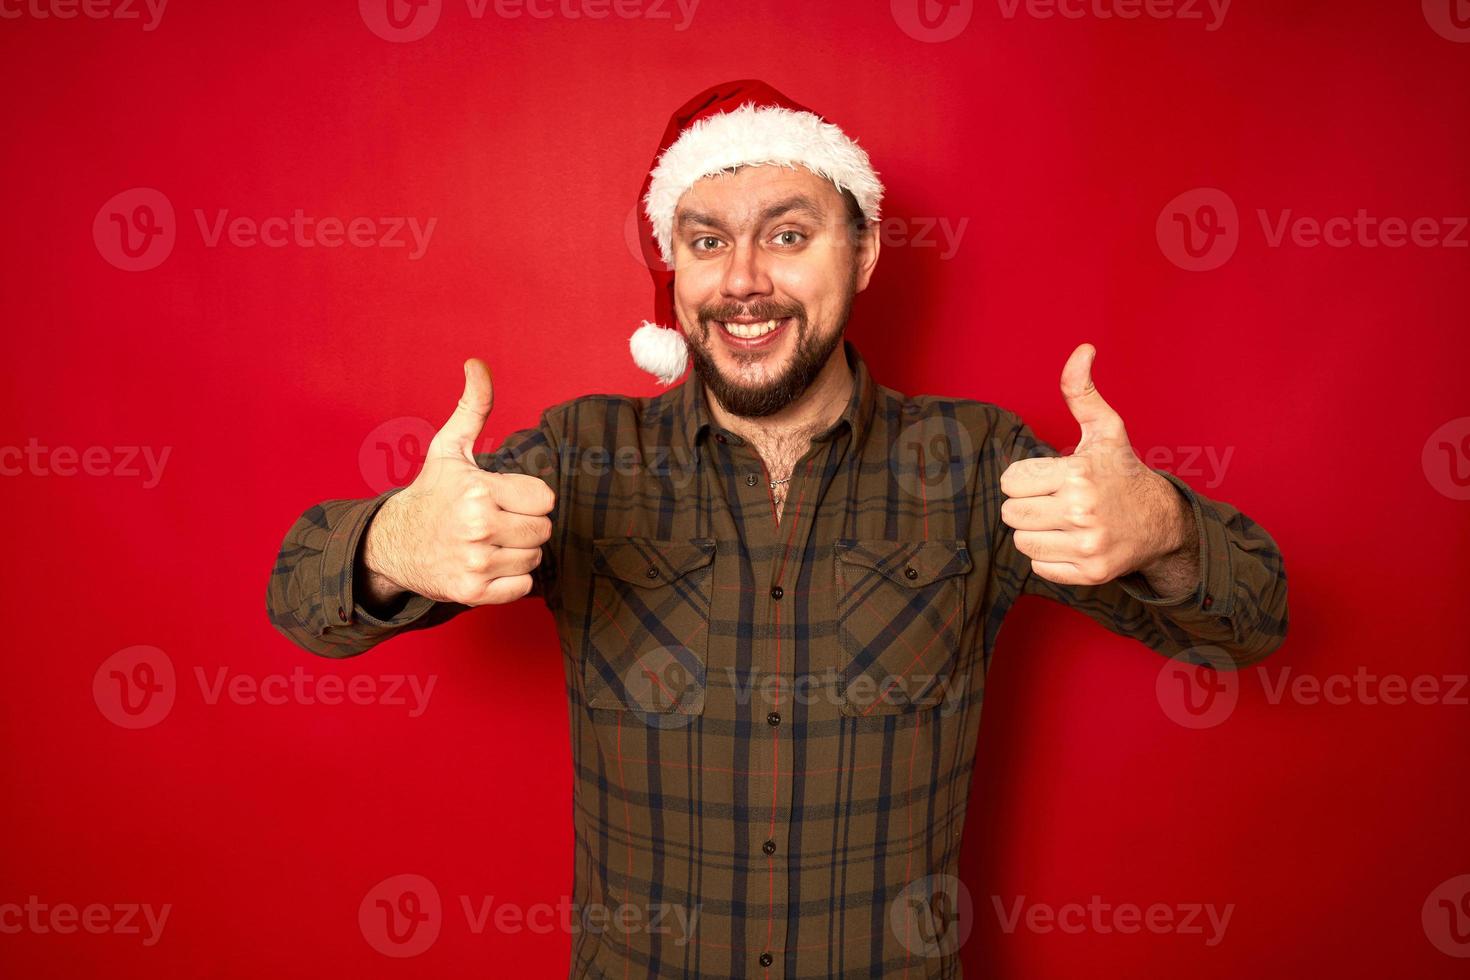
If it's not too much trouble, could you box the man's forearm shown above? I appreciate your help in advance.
[1137,474,1201,600]
[355,495,411,611]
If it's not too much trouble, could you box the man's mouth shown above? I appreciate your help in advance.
[715,316,795,348]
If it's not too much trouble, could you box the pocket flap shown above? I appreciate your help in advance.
[593,536,716,588]
[835,539,973,588]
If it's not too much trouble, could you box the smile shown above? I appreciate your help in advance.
[716,316,794,348]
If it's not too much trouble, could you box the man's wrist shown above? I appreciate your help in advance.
[358,494,409,608]
[1137,473,1201,598]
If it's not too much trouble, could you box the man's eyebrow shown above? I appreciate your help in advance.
[675,194,829,233]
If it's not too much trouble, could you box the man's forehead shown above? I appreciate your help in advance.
[674,166,842,228]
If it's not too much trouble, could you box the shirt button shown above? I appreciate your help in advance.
[767,712,781,727]
[1203,594,1214,609]
[770,585,783,600]
[904,566,918,580]
[762,839,776,855]
[646,566,660,579]
[745,473,758,486]
[759,952,774,967]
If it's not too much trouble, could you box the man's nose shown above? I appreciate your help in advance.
[719,239,773,302]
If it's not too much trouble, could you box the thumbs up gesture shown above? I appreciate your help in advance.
[1000,344,1194,588]
[361,359,556,607]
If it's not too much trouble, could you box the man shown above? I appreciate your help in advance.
[267,80,1287,978]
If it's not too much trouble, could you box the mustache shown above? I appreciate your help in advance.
[699,302,805,323]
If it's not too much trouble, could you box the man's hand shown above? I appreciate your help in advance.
[360,358,556,607]
[1000,344,1198,593]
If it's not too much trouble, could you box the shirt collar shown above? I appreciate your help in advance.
[673,337,876,452]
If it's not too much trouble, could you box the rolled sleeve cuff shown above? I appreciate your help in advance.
[1116,469,1235,621]
[319,487,439,636]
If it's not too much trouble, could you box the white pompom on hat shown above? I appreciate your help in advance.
[629,79,885,385]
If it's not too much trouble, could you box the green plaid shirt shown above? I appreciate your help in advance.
[267,339,1287,978]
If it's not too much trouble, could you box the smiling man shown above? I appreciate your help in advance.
[266,79,1288,978]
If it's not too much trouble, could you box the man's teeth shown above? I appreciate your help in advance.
[721,318,784,338]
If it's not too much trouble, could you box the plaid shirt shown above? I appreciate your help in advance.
[267,338,1287,978]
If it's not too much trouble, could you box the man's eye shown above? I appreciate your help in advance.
[772,231,806,246]
[693,236,722,251]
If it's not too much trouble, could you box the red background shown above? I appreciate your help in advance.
[3,1,1467,976]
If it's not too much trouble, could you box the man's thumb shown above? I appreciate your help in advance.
[431,358,494,461]
[1060,343,1124,448]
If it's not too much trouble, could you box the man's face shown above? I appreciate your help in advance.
[670,165,879,418]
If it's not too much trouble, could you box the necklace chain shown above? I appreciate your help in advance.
[769,476,792,489]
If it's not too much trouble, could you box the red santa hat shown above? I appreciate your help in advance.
[629,79,885,385]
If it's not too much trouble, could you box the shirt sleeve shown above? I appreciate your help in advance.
[265,411,564,659]
[984,407,1289,669]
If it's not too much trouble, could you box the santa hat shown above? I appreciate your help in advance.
[629,80,885,385]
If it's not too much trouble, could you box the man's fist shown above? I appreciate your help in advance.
[360,358,556,607]
[999,344,1193,588]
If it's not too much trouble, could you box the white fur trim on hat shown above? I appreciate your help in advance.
[643,102,884,267]
[629,321,689,386]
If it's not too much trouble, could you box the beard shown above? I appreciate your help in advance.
[685,282,855,420]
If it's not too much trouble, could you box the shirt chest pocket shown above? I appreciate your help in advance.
[582,536,715,718]
[834,539,973,715]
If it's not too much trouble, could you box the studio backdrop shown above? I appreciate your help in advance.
[2,1,1467,977]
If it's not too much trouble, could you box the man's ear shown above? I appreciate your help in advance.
[853,221,881,293]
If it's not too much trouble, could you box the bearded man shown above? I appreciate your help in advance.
[267,79,1287,979]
